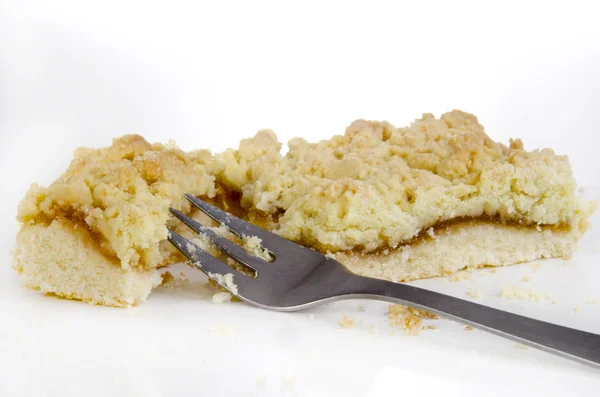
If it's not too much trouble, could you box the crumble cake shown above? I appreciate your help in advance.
[13,111,596,307]
[13,135,217,306]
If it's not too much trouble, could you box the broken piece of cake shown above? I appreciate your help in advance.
[13,111,596,307]
[13,135,217,306]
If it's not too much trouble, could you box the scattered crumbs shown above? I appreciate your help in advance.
[522,276,531,282]
[388,304,439,336]
[488,268,497,274]
[515,344,529,350]
[338,315,355,329]
[500,286,548,302]
[426,227,436,239]
[368,325,376,335]
[586,300,598,304]
[552,300,557,305]
[573,306,582,312]
[536,225,542,232]
[448,271,472,282]
[578,186,585,194]
[255,376,267,390]
[466,287,483,300]
[464,325,474,331]
[212,291,233,304]
[160,271,189,289]
[426,325,437,330]
[357,305,365,312]
[530,262,542,272]
[210,323,234,336]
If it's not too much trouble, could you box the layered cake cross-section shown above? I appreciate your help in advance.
[13,111,595,306]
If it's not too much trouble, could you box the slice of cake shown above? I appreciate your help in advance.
[13,111,595,306]
[212,110,595,281]
[13,135,217,306]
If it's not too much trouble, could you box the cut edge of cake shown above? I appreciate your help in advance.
[13,219,161,307]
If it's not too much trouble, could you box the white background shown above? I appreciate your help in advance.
[1,1,599,396]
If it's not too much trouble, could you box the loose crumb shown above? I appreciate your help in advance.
[207,272,238,295]
[426,228,436,239]
[500,285,549,302]
[212,291,233,304]
[388,304,439,335]
[338,315,355,329]
[324,251,336,259]
[464,325,474,331]
[586,300,598,304]
[466,287,483,300]
[448,271,472,282]
[515,344,529,350]
[242,235,272,261]
[160,271,189,289]
[426,325,437,330]
[368,325,376,335]
[357,305,365,312]
[573,306,582,312]
[522,276,531,282]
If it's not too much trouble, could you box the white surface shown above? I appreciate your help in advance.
[1,1,600,396]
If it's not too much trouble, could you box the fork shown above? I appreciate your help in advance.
[168,194,600,367]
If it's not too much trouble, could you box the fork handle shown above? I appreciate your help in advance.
[351,276,600,367]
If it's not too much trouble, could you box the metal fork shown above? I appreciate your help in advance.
[168,194,600,367]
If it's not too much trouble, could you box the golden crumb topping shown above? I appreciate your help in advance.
[212,110,592,252]
[17,135,216,270]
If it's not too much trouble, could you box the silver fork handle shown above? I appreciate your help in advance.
[350,276,600,367]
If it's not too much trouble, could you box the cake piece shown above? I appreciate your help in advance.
[13,135,216,306]
[13,111,595,307]
[212,110,595,281]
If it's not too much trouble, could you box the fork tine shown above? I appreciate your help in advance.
[169,208,268,270]
[167,228,248,294]
[184,194,274,241]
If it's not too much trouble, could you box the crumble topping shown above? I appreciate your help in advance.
[17,135,216,270]
[212,110,593,253]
